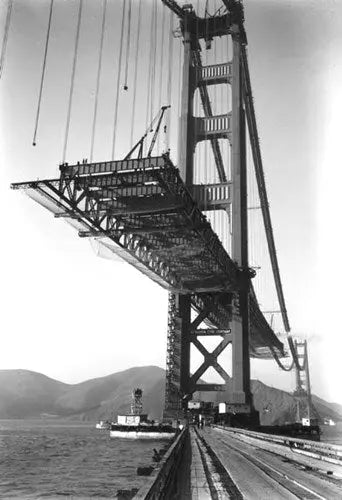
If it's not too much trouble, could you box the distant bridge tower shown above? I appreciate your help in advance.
[293,340,313,423]
[164,2,256,423]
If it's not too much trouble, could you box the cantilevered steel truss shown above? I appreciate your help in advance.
[11,154,283,359]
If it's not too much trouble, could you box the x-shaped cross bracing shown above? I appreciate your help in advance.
[188,297,231,394]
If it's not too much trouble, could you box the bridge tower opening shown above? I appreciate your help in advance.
[164,2,258,425]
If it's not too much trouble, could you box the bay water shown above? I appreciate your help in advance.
[1,419,341,499]
[0,419,165,499]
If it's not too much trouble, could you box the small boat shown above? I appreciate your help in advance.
[323,418,336,426]
[95,420,111,430]
[110,388,175,440]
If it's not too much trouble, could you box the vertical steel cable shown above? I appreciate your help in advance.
[145,1,155,134]
[213,0,217,219]
[193,0,199,184]
[130,0,142,149]
[204,35,208,187]
[176,37,182,163]
[165,10,174,152]
[90,0,107,162]
[111,0,126,160]
[62,0,83,163]
[149,0,158,126]
[0,0,13,80]
[32,0,54,146]
[157,7,166,109]
[177,40,182,129]
[123,0,132,90]
[156,5,166,153]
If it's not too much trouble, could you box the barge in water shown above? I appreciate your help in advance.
[110,388,176,440]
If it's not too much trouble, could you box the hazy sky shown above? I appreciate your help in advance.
[1,0,341,405]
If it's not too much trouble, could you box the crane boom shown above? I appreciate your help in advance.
[160,0,184,18]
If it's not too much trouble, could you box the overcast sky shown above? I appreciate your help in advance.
[0,0,341,405]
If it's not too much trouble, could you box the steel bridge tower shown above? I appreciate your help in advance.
[164,2,257,423]
[10,0,290,428]
[293,339,314,423]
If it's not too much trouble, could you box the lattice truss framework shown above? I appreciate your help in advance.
[11,155,283,360]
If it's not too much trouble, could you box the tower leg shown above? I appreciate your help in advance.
[179,294,191,408]
[229,32,256,422]
[164,293,191,420]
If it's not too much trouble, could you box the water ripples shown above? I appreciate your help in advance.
[0,420,163,498]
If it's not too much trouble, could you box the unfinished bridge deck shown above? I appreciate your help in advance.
[11,155,284,358]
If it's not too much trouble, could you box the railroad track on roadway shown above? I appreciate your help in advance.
[194,428,342,499]
[193,427,243,499]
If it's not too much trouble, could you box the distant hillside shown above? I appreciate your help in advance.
[0,367,341,425]
[54,366,165,420]
[251,381,342,425]
[0,370,70,418]
[0,367,165,421]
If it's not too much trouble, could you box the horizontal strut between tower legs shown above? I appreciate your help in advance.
[196,62,232,87]
[224,403,252,413]
[194,384,226,392]
[189,183,232,211]
[180,12,241,41]
[193,115,232,143]
[191,329,231,336]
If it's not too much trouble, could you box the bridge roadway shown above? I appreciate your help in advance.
[136,426,342,499]
[11,155,283,359]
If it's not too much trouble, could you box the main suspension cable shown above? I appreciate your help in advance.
[90,0,107,162]
[0,0,13,80]
[269,344,295,372]
[32,0,54,146]
[111,0,126,160]
[62,0,83,163]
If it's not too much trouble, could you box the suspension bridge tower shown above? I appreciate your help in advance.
[164,1,258,425]
[9,0,293,429]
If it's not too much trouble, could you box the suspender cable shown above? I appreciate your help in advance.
[123,0,132,90]
[32,0,54,146]
[157,6,166,112]
[145,2,154,134]
[177,40,181,124]
[150,0,158,125]
[0,0,13,80]
[157,6,165,152]
[164,10,174,152]
[194,1,199,183]
[62,0,83,163]
[111,0,126,160]
[90,0,107,162]
[130,0,141,148]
